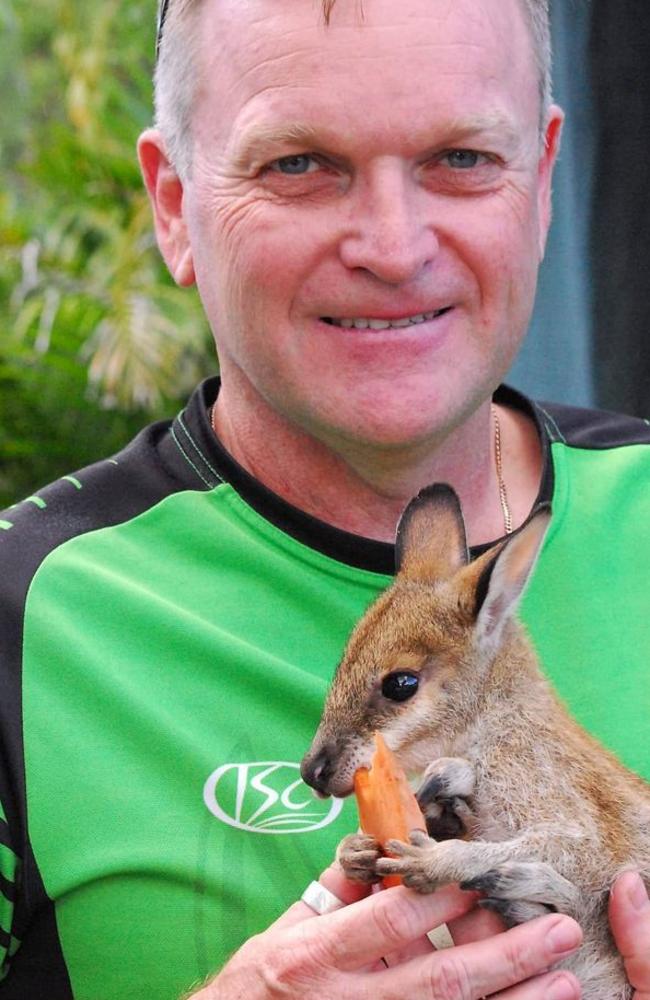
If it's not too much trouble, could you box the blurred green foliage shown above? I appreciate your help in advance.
[0,0,213,508]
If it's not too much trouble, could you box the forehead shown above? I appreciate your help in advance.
[192,0,539,154]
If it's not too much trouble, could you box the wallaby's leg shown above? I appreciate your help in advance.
[416,757,477,841]
[336,833,383,884]
[461,861,582,925]
[376,829,582,903]
[478,896,556,926]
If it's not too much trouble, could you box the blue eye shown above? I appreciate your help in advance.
[381,672,419,702]
[443,150,483,169]
[270,155,316,175]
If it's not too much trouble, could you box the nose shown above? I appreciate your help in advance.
[339,161,439,285]
[301,745,335,796]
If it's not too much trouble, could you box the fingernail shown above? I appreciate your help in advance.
[546,972,579,1000]
[546,918,582,956]
[625,872,649,912]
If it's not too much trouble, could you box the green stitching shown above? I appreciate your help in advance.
[170,425,213,488]
[176,412,221,482]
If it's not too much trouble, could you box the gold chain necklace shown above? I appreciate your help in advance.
[492,404,513,535]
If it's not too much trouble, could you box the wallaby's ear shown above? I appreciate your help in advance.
[396,484,469,584]
[471,505,551,648]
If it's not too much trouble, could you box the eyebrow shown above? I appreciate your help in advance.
[442,112,522,147]
[229,111,523,171]
[229,123,328,173]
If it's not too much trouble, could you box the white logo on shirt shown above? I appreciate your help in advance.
[203,761,343,834]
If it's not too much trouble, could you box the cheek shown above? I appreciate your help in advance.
[194,193,270,300]
[455,187,541,315]
[469,176,539,245]
[195,194,332,323]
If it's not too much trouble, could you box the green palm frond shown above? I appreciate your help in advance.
[1,0,214,507]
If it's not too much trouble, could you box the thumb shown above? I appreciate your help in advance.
[609,871,650,998]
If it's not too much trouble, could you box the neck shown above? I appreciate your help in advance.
[211,375,542,547]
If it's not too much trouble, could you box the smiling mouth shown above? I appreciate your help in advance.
[321,308,452,330]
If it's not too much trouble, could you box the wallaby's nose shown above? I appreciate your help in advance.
[301,746,335,796]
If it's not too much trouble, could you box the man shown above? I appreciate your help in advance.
[1,0,649,996]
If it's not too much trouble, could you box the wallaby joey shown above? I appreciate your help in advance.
[301,483,650,999]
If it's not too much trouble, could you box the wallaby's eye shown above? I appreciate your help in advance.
[381,672,419,702]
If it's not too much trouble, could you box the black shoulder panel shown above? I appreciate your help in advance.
[535,400,650,449]
[0,844,74,999]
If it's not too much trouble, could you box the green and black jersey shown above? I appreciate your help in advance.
[1,377,649,999]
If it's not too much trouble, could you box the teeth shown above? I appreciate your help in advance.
[327,309,447,330]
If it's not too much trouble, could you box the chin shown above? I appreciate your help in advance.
[324,371,482,444]
[332,407,454,452]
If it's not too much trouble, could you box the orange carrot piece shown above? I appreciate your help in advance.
[353,732,426,887]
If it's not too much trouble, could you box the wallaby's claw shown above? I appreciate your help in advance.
[336,832,383,884]
[375,850,440,892]
[376,833,443,892]
[460,861,580,924]
[416,758,477,841]
[384,836,424,856]
[425,797,473,840]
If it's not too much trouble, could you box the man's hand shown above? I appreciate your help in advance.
[610,871,650,999]
[189,864,583,999]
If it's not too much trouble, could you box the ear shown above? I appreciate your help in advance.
[137,128,195,287]
[536,105,564,261]
[472,505,551,649]
[395,484,469,584]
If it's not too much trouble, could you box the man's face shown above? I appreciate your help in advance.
[177,0,562,451]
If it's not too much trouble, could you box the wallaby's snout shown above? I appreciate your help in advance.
[300,743,336,797]
[301,730,373,798]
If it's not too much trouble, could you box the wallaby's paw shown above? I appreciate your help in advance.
[419,757,475,799]
[460,861,580,925]
[336,832,383,884]
[416,757,477,841]
[375,830,444,892]
[424,796,475,841]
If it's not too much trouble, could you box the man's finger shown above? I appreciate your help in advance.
[447,901,505,944]
[609,871,650,997]
[300,882,478,970]
[272,861,371,929]
[372,912,582,999]
[495,970,580,999]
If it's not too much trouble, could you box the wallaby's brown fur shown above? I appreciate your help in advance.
[301,484,650,999]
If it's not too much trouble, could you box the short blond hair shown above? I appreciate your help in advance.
[154,0,551,180]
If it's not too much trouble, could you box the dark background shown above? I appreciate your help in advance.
[590,0,650,418]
